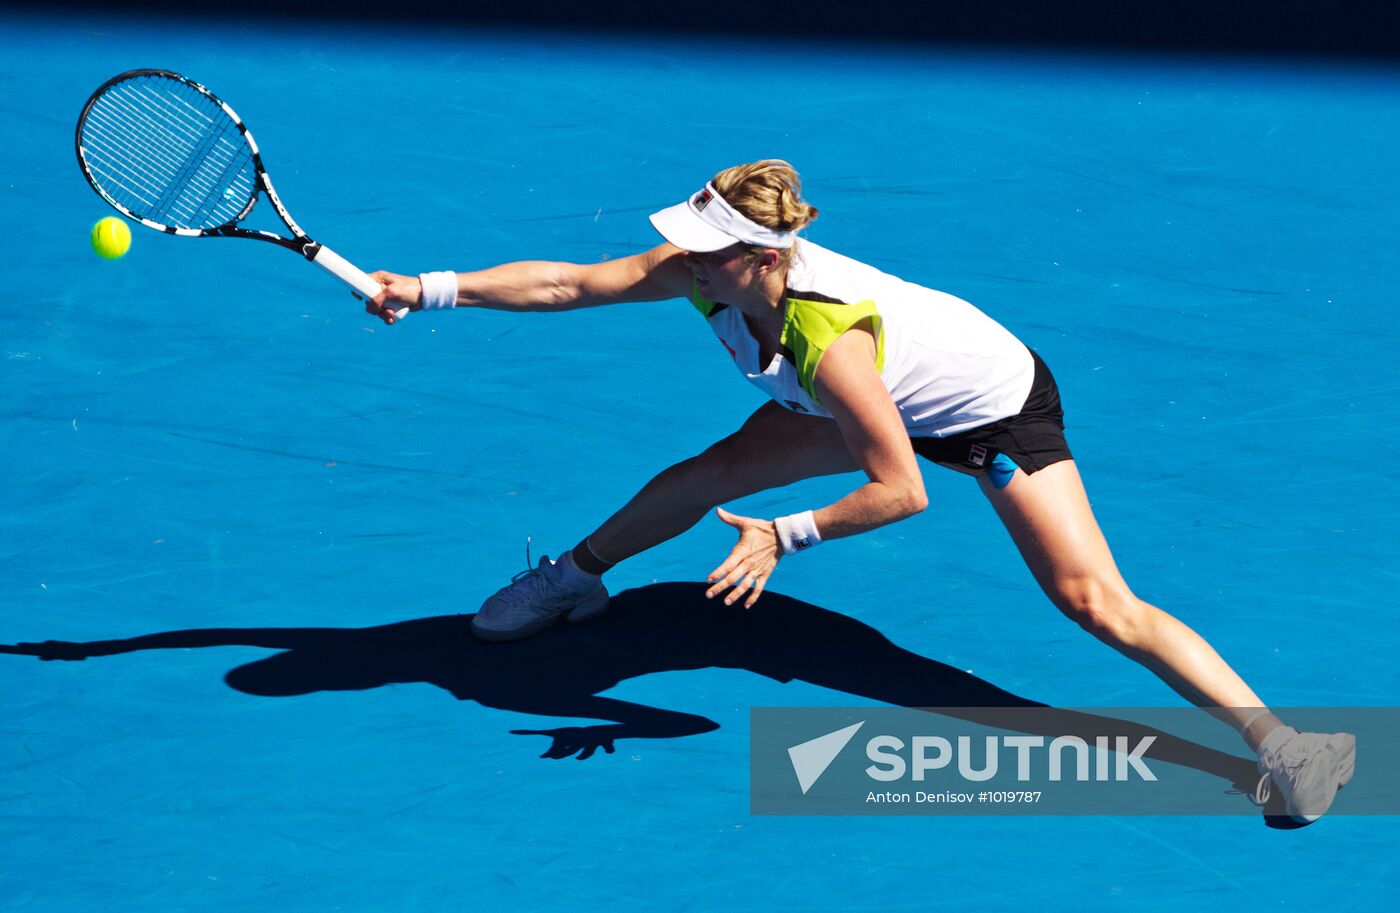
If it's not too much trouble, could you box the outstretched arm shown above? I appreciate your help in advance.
[1,627,346,661]
[365,243,693,322]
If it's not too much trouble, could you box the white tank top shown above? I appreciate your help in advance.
[692,240,1034,437]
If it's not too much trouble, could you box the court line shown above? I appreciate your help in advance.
[165,430,472,478]
[1105,816,1250,893]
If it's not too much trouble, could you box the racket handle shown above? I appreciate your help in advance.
[311,244,409,320]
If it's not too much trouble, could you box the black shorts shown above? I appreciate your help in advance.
[911,348,1072,480]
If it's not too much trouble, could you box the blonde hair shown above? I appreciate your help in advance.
[711,159,818,265]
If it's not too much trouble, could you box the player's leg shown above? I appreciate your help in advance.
[978,460,1267,719]
[582,401,858,569]
[979,458,1354,821]
[471,402,857,641]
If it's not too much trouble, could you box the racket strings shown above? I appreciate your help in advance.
[80,75,257,230]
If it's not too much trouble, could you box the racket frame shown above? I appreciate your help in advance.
[75,69,393,305]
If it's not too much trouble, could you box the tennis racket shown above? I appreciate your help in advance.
[75,68,406,318]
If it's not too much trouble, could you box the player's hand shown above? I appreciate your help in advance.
[510,726,618,760]
[1,640,94,661]
[365,270,422,325]
[705,508,781,608]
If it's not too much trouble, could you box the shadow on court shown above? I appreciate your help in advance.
[3,582,1274,808]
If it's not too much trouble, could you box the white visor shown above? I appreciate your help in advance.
[649,183,796,252]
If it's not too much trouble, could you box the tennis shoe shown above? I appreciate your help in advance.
[472,556,610,642]
[1253,727,1356,823]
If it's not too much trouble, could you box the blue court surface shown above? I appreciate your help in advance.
[3,11,1399,911]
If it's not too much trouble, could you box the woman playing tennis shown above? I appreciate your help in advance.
[367,160,1352,822]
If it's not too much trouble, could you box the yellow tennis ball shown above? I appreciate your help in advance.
[91,216,132,259]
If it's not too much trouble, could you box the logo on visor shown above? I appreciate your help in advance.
[693,188,714,211]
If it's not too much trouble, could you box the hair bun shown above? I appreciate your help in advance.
[712,159,817,235]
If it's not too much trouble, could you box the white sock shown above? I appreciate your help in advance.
[552,550,600,589]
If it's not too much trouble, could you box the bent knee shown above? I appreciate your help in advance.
[1049,576,1152,645]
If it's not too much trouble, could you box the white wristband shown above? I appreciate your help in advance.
[418,271,458,310]
[774,510,822,556]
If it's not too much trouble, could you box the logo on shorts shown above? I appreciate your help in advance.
[969,444,988,467]
[693,188,714,211]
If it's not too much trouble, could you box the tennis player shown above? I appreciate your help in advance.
[367,160,1353,822]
